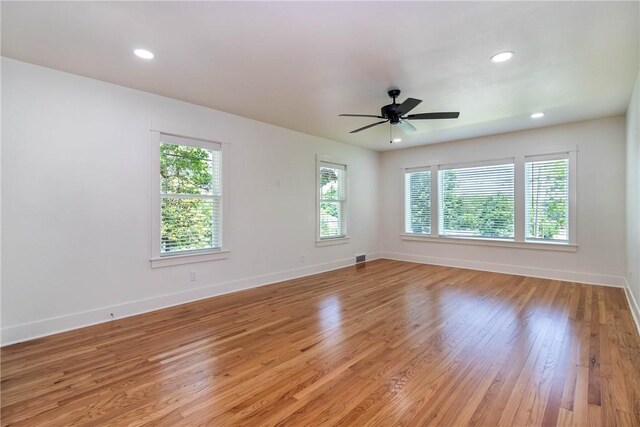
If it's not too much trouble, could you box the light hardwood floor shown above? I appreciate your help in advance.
[2,259,640,426]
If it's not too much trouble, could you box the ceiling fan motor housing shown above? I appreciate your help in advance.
[382,88,403,124]
[381,103,402,124]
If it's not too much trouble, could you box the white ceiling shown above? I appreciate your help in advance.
[2,1,638,151]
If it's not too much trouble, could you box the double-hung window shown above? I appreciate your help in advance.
[158,133,222,256]
[404,168,431,235]
[525,154,569,242]
[318,161,347,240]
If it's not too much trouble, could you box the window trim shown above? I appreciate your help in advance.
[399,146,577,251]
[400,234,578,252]
[316,155,349,245]
[150,129,230,268]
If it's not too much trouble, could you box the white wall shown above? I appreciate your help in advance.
[1,57,635,345]
[380,116,627,286]
[626,71,640,327]
[1,58,382,344]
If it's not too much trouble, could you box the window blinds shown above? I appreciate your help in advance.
[405,169,431,234]
[439,162,515,238]
[525,155,569,241]
[160,134,222,254]
[319,162,346,238]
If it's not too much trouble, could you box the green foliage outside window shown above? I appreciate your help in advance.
[441,169,514,238]
[527,160,568,240]
[408,172,431,234]
[320,166,343,237]
[160,143,219,253]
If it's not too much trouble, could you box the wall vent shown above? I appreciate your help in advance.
[356,254,366,264]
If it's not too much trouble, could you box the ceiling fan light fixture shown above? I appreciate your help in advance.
[134,48,154,59]
[530,112,545,119]
[490,51,514,63]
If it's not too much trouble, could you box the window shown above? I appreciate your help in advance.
[525,155,569,242]
[439,162,515,239]
[159,134,222,255]
[400,149,576,250]
[405,168,431,234]
[318,161,347,239]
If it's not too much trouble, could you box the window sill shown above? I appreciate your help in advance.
[400,234,577,252]
[150,249,230,268]
[316,236,350,247]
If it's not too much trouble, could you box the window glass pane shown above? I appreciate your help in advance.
[161,197,220,253]
[525,158,569,241]
[320,166,345,201]
[320,201,342,237]
[405,170,431,234]
[439,163,514,238]
[159,136,222,254]
[319,161,346,239]
[160,143,214,195]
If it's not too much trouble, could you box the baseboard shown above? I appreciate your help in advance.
[381,252,627,288]
[624,279,640,336]
[6,250,623,346]
[1,252,382,346]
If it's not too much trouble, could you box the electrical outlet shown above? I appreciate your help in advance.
[190,271,197,282]
[276,179,281,187]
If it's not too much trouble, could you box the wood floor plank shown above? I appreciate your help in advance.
[2,259,639,426]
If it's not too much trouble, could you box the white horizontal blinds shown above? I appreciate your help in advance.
[159,134,222,254]
[405,169,431,234]
[319,162,346,239]
[525,155,569,242]
[439,162,515,238]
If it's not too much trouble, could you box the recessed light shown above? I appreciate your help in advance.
[134,49,154,59]
[393,138,402,143]
[490,51,514,63]
[530,112,545,119]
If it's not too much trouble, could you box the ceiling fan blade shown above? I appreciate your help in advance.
[350,120,389,134]
[339,114,385,118]
[398,120,417,134]
[396,98,422,116]
[405,112,460,120]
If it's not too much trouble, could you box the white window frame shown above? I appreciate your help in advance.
[316,155,349,246]
[150,130,230,268]
[400,146,577,252]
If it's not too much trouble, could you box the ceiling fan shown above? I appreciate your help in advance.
[339,89,460,141]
